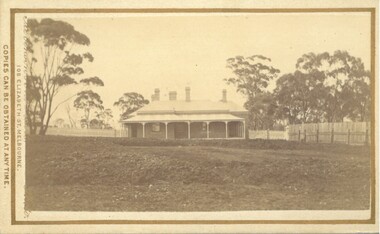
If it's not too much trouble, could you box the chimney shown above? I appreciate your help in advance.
[185,87,191,102]
[169,91,177,101]
[222,89,227,102]
[151,94,157,102]
[154,88,160,101]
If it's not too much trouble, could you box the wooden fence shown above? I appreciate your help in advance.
[26,127,129,137]
[287,122,370,145]
[249,130,287,140]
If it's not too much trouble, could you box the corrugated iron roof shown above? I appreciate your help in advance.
[136,100,247,114]
[121,113,244,123]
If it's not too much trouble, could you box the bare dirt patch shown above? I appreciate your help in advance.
[25,136,370,211]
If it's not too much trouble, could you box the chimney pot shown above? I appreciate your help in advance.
[222,89,227,102]
[154,88,160,101]
[169,91,177,101]
[185,87,191,102]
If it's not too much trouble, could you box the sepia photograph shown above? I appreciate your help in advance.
[0,1,378,232]
[23,12,372,213]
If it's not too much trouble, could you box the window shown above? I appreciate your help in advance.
[202,122,207,131]
[151,123,161,132]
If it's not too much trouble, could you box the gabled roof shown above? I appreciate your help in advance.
[135,100,248,115]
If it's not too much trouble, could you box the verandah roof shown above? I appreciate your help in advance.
[121,114,244,123]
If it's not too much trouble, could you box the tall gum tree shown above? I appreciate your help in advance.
[296,50,370,122]
[73,77,105,129]
[74,91,104,129]
[26,18,95,135]
[225,55,280,130]
[274,70,326,124]
[114,92,149,120]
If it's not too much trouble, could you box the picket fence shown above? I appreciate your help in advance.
[287,122,370,145]
[40,127,128,137]
[249,130,287,140]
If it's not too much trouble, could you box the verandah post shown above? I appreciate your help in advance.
[331,128,334,143]
[304,129,307,142]
[165,122,168,139]
[225,121,229,138]
[298,129,301,142]
[243,121,246,139]
[206,122,210,139]
[316,129,319,143]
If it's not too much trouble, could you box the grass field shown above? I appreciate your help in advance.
[25,136,370,211]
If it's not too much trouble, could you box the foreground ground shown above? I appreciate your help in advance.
[25,136,370,211]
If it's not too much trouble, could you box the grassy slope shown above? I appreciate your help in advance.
[25,136,370,211]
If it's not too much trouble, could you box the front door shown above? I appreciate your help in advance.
[131,124,138,137]
[174,123,188,139]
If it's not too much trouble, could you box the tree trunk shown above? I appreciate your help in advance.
[38,108,46,135]
[29,124,37,135]
[38,113,48,135]
[39,114,52,135]
[38,122,49,135]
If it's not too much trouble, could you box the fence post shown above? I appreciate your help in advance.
[267,129,270,140]
[316,129,319,143]
[331,128,334,143]
[298,130,301,142]
[365,129,369,146]
[304,129,307,142]
[347,129,350,145]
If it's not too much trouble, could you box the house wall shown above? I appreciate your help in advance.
[209,122,227,138]
[228,121,244,138]
[125,124,131,137]
[124,117,247,139]
[167,123,175,139]
[123,124,130,137]
[125,122,176,139]
[145,123,166,139]
[231,112,249,138]
[124,123,143,138]
[172,122,189,139]
[138,124,144,138]
[190,122,207,138]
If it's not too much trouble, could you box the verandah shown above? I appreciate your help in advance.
[123,120,246,139]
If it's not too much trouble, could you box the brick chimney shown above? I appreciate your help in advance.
[185,87,191,102]
[154,88,160,101]
[169,91,177,101]
[222,89,227,102]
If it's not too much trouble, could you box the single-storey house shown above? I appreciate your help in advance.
[120,87,248,139]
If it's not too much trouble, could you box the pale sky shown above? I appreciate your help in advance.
[46,13,371,125]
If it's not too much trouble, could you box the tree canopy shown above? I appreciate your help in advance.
[294,50,370,122]
[26,18,95,135]
[114,92,149,119]
[274,70,326,124]
[225,55,280,99]
[74,90,104,128]
[225,55,280,129]
[225,51,371,130]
